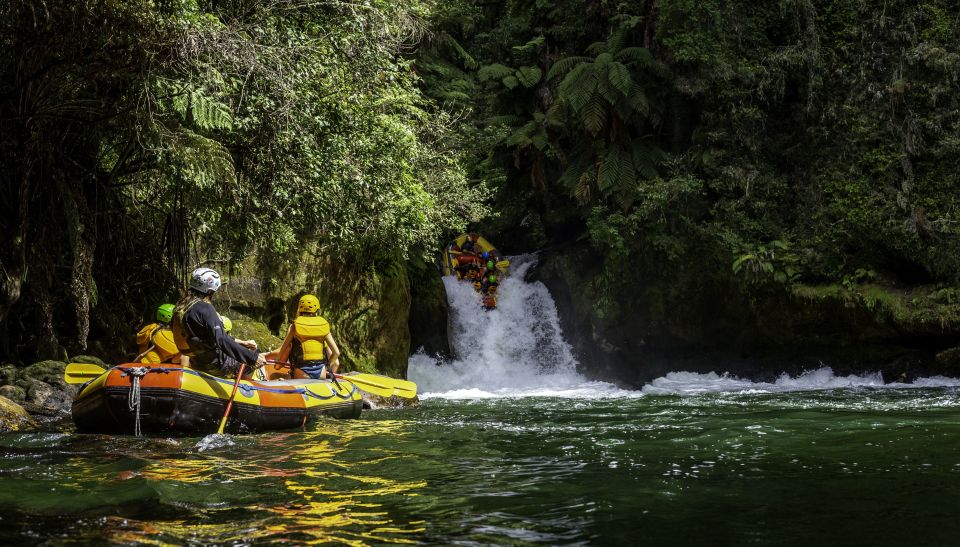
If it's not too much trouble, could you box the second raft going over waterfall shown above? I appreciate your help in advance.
[441,233,509,310]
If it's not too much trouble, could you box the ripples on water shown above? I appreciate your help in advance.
[3,382,960,545]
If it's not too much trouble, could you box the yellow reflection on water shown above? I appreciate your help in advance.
[109,418,427,545]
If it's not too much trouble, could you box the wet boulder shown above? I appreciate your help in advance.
[0,394,36,432]
[17,360,78,415]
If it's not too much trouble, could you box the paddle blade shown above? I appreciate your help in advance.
[342,373,417,399]
[64,363,108,384]
[496,260,510,270]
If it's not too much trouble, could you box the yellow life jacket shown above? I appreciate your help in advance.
[136,323,181,364]
[292,315,330,361]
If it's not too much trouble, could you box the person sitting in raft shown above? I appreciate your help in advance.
[135,303,181,364]
[265,294,341,380]
[479,254,497,280]
[172,267,265,377]
[219,314,233,334]
[481,273,499,295]
[457,233,480,256]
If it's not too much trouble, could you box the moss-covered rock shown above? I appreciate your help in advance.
[23,360,68,384]
[0,364,19,386]
[0,395,36,432]
[935,347,960,374]
[226,311,284,352]
[0,385,26,402]
[408,255,450,358]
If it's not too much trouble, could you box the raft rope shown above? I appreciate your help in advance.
[123,367,150,436]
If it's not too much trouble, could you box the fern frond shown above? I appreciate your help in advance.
[189,90,233,131]
[597,75,621,105]
[545,56,592,81]
[512,36,545,53]
[617,47,670,78]
[544,99,568,128]
[478,63,515,82]
[585,40,609,56]
[600,146,635,194]
[559,64,596,112]
[558,156,590,191]
[516,66,543,88]
[504,121,538,148]
[626,83,649,116]
[632,141,661,179]
[607,62,632,97]
[441,31,478,70]
[579,96,608,135]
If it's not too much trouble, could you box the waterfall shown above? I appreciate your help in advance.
[408,254,591,397]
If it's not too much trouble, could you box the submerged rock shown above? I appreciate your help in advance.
[361,392,419,409]
[0,395,37,432]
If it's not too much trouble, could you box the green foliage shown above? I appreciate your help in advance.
[0,0,489,359]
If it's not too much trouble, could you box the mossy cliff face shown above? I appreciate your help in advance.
[407,256,450,358]
[219,248,412,377]
[533,244,960,385]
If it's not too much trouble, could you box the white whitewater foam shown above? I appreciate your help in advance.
[408,255,627,398]
[640,367,960,396]
[407,254,960,399]
[195,433,236,451]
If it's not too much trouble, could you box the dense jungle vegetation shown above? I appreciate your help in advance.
[0,0,487,362]
[415,0,960,370]
[2,0,960,371]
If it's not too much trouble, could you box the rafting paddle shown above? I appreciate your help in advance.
[64,362,109,384]
[265,360,417,398]
[216,363,246,434]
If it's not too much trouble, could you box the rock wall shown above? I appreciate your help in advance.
[531,243,960,385]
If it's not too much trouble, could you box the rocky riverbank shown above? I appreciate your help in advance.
[0,356,102,431]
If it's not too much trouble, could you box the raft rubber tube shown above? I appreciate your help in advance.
[72,363,362,435]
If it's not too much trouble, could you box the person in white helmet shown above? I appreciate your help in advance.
[172,267,265,377]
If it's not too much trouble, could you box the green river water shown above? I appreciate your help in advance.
[2,386,960,545]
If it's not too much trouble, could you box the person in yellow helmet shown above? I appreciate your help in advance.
[135,303,181,364]
[265,294,341,380]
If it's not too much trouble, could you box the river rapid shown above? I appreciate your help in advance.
[2,257,960,545]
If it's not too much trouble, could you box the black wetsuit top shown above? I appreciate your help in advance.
[180,300,258,374]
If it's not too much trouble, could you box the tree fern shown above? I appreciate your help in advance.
[516,66,542,88]
[585,40,609,56]
[607,62,632,97]
[478,63,515,82]
[632,141,661,179]
[546,56,592,81]
[189,89,233,131]
[580,95,608,134]
[600,146,635,193]
[512,36,545,53]
[559,64,596,111]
